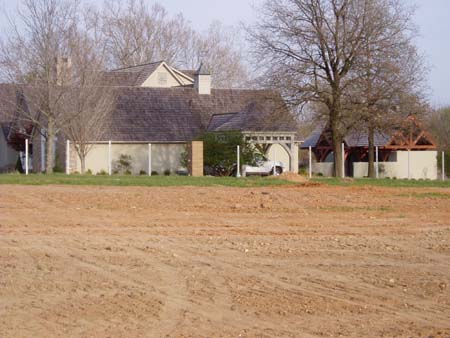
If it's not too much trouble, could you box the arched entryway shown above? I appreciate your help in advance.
[265,144,291,171]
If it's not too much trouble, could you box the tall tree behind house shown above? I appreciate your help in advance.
[247,0,426,177]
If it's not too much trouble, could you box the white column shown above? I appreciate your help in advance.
[273,147,277,175]
[375,146,379,179]
[309,146,312,179]
[341,143,345,178]
[443,151,445,181]
[108,141,112,176]
[40,133,45,172]
[148,143,152,176]
[236,145,241,178]
[25,139,29,175]
[290,142,299,173]
[407,149,411,180]
[66,140,70,175]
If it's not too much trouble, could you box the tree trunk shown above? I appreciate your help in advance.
[330,112,343,178]
[367,126,375,178]
[80,155,86,174]
[333,139,343,178]
[45,119,55,174]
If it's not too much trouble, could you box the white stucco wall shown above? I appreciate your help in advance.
[73,143,186,175]
[312,162,334,177]
[266,144,291,172]
[353,151,438,180]
[0,133,18,171]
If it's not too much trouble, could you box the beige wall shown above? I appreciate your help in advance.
[73,143,186,175]
[353,151,438,180]
[142,65,183,88]
[312,162,334,177]
[0,133,18,172]
[266,144,291,172]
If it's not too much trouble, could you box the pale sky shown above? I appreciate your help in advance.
[0,0,449,106]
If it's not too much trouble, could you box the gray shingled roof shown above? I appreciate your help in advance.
[301,126,392,148]
[0,84,18,123]
[0,83,297,143]
[101,61,164,87]
[97,87,296,142]
[179,70,196,78]
[301,126,323,148]
[207,102,297,133]
[345,130,391,147]
[1,123,12,139]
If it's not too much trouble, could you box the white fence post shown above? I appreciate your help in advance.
[148,143,152,176]
[375,146,379,179]
[309,146,312,179]
[341,143,345,178]
[407,149,411,180]
[66,140,70,175]
[443,151,445,181]
[25,139,29,175]
[272,148,277,176]
[236,145,241,178]
[108,141,112,176]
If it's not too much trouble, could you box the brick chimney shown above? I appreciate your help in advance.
[54,57,72,85]
[194,63,211,95]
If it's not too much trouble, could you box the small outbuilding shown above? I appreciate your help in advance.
[302,117,438,179]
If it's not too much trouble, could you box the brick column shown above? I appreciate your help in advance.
[188,141,203,177]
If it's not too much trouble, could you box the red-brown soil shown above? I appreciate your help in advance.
[0,184,449,338]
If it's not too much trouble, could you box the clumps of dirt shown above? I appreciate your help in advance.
[277,172,324,187]
[277,172,308,183]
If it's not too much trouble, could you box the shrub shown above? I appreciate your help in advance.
[163,169,171,176]
[15,157,24,174]
[139,170,147,175]
[198,131,257,176]
[125,169,132,175]
[86,169,93,175]
[298,167,307,176]
[114,154,133,175]
[151,171,159,176]
[97,169,107,175]
[53,164,64,173]
[179,145,189,169]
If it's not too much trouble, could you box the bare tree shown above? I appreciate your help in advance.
[0,0,79,173]
[182,22,250,88]
[98,0,249,88]
[349,0,426,177]
[247,0,423,177]
[59,16,115,174]
[100,0,194,67]
[428,106,450,150]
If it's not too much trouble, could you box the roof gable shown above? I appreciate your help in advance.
[102,61,194,88]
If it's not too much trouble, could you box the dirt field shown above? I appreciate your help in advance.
[1,184,449,338]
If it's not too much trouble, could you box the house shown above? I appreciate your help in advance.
[0,60,299,175]
[0,85,20,172]
[302,117,438,179]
